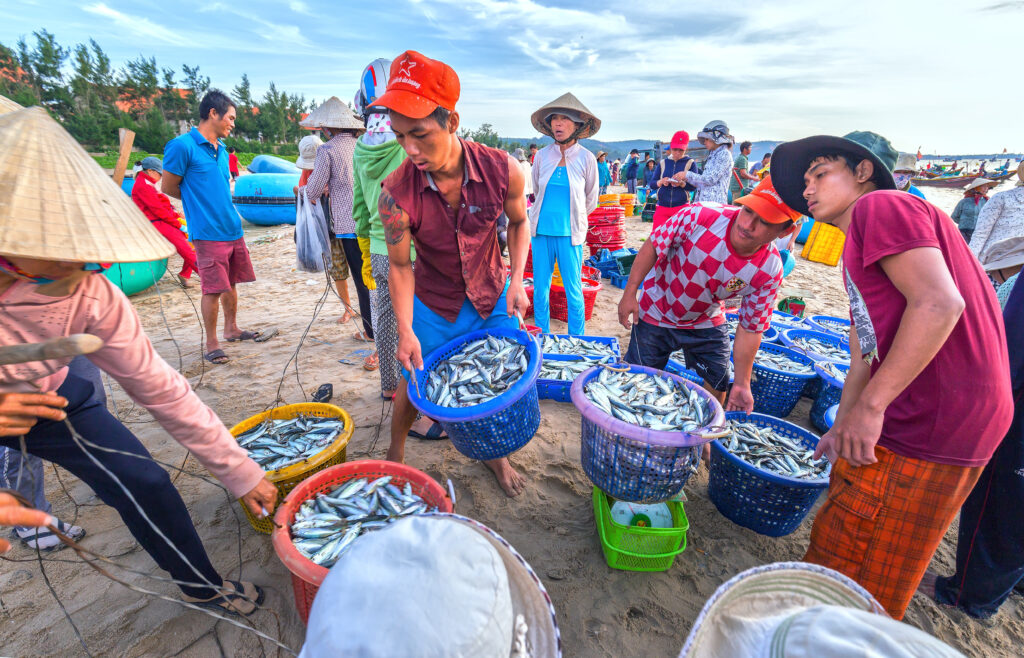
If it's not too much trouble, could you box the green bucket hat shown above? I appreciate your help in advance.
[770,131,898,216]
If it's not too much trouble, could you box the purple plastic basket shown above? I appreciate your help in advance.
[570,364,726,503]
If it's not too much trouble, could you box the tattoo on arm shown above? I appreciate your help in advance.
[378,189,408,246]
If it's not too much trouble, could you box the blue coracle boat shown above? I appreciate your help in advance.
[233,173,300,225]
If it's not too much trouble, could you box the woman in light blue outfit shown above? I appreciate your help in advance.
[528,93,600,335]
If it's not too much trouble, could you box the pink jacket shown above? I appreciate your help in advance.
[0,274,264,498]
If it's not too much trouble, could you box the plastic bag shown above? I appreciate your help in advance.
[295,187,332,272]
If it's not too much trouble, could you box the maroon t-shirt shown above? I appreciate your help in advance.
[843,191,1013,466]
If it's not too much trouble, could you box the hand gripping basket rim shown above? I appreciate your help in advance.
[812,360,850,389]
[569,362,726,449]
[780,327,851,360]
[748,341,818,379]
[712,411,831,487]
[407,327,541,423]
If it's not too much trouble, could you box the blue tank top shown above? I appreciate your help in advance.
[537,166,571,237]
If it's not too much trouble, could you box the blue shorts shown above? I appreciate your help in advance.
[402,279,516,380]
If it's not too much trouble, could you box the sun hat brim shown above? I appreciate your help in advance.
[679,562,884,658]
[530,93,601,140]
[771,135,897,216]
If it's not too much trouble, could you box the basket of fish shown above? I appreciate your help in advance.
[571,364,726,503]
[724,313,779,344]
[540,333,620,359]
[708,413,831,537]
[230,403,354,533]
[664,359,704,385]
[748,342,817,418]
[271,460,453,624]
[769,310,807,333]
[804,314,852,342]
[810,361,849,433]
[537,355,615,402]
[780,328,851,364]
[408,328,542,461]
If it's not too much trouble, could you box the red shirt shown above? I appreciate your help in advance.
[383,139,509,322]
[640,203,781,332]
[844,191,1013,466]
[228,152,240,174]
[131,175,181,227]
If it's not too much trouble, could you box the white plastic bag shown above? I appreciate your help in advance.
[295,187,331,272]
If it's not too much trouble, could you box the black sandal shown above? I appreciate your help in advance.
[184,580,265,617]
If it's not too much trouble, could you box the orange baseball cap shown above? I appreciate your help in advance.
[373,50,460,120]
[734,175,803,224]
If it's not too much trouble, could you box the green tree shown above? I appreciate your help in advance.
[232,73,258,139]
[119,55,159,117]
[27,30,72,114]
[181,63,209,120]
[0,43,37,105]
[64,39,121,146]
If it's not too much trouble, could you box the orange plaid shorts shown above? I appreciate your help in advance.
[804,446,983,619]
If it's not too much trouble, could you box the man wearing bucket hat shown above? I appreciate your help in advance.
[374,51,531,497]
[163,90,263,366]
[617,175,800,418]
[529,92,600,335]
[770,130,1014,619]
[131,156,199,289]
[680,561,965,657]
[685,120,735,204]
[650,130,696,232]
[299,514,559,657]
[0,106,278,616]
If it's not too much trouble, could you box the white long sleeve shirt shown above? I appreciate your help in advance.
[529,143,599,246]
[685,144,733,204]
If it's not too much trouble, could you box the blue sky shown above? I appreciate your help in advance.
[3,0,1022,153]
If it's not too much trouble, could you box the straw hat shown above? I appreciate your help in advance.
[300,513,560,658]
[0,107,173,263]
[531,92,601,140]
[965,177,996,193]
[679,562,964,658]
[294,134,323,170]
[0,94,23,115]
[1017,161,1024,183]
[300,96,365,132]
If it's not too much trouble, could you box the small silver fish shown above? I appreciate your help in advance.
[541,335,616,358]
[235,414,345,470]
[724,420,828,480]
[584,370,710,431]
[424,335,529,408]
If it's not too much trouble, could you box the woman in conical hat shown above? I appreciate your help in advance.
[0,107,277,616]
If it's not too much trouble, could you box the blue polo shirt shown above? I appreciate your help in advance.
[163,128,242,241]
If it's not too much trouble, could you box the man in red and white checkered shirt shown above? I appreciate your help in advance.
[618,176,801,412]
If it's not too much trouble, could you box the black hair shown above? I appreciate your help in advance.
[645,159,656,168]
[763,152,772,159]
[428,105,451,129]
[630,149,639,154]
[529,143,537,150]
[200,89,235,121]
[227,146,235,153]
[740,141,752,151]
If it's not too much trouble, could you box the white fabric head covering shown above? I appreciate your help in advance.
[360,112,396,146]
[295,135,323,170]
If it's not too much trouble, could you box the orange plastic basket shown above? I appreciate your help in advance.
[801,222,845,267]
[270,461,454,624]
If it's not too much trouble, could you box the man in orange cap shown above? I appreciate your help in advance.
[617,176,800,416]
[374,51,531,497]
[650,130,696,232]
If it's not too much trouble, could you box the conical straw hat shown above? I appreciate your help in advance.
[0,107,174,263]
[531,92,601,139]
[0,94,24,115]
[300,96,365,132]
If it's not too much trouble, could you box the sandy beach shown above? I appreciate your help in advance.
[1,187,1020,657]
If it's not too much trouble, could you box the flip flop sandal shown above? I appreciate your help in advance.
[254,326,279,343]
[312,383,333,403]
[16,519,86,552]
[363,352,379,371]
[204,349,229,365]
[408,421,448,441]
[381,392,395,401]
[184,580,265,618]
[226,330,261,342]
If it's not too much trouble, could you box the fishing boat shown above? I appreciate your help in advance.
[985,170,1015,182]
[911,174,979,188]
[233,172,300,225]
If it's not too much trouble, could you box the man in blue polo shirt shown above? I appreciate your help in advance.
[163,90,259,365]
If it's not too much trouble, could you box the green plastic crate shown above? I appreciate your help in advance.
[593,487,689,572]
[615,253,637,276]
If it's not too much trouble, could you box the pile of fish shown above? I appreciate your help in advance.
[723,420,829,480]
[754,350,815,375]
[424,335,529,408]
[818,361,848,383]
[789,336,850,363]
[541,334,617,358]
[815,319,851,340]
[236,415,346,471]
[584,368,711,431]
[539,357,611,381]
[290,476,437,568]
[771,313,806,329]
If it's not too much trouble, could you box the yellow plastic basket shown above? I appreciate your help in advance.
[801,222,845,267]
[229,403,353,533]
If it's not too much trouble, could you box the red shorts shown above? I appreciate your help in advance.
[652,205,685,233]
[193,238,256,295]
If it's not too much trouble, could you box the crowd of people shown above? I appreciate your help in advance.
[0,45,1023,654]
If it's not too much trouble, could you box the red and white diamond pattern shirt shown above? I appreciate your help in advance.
[638,203,782,332]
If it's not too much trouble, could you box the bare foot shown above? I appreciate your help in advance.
[700,442,711,467]
[336,310,354,324]
[484,458,526,497]
[918,570,939,600]
[385,442,404,464]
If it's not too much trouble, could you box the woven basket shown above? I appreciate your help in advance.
[229,403,353,533]
[810,362,849,432]
[550,277,602,322]
[748,343,817,418]
[708,412,830,537]
[571,364,725,503]
[408,328,542,460]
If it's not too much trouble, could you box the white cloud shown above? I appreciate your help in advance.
[289,1,312,15]
[83,3,194,46]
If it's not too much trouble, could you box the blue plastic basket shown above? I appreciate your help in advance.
[748,342,817,418]
[780,328,850,399]
[724,313,779,344]
[540,333,620,358]
[771,310,806,328]
[664,360,703,384]
[810,362,848,433]
[609,272,629,289]
[805,315,851,342]
[708,412,831,537]
[570,363,726,503]
[824,404,838,430]
[536,355,612,403]
[408,328,542,460]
